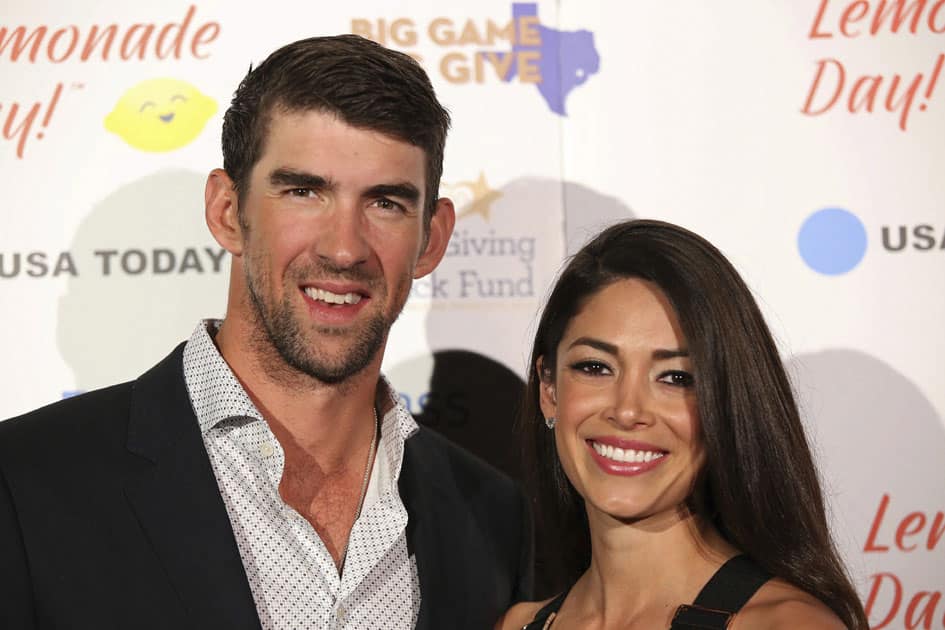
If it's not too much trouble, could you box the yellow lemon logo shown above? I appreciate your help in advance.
[105,78,217,152]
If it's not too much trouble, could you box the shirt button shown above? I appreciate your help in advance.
[336,605,346,619]
[260,443,274,458]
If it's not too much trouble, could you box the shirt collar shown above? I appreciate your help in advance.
[183,319,261,434]
[182,318,418,489]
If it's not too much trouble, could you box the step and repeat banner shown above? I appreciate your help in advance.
[1,1,942,625]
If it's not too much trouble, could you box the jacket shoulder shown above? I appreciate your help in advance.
[407,425,520,497]
[0,342,187,462]
[0,383,135,467]
[1,382,134,438]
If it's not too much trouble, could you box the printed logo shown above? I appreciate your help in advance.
[801,1,944,131]
[1,5,221,158]
[409,172,545,302]
[105,78,216,152]
[490,3,599,115]
[352,2,600,116]
[798,207,943,275]
[444,172,503,221]
[798,207,868,275]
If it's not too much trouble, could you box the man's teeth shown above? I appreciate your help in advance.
[304,287,362,305]
[592,441,665,464]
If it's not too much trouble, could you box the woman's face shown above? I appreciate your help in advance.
[540,277,704,523]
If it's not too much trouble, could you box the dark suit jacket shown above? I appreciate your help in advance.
[0,344,533,629]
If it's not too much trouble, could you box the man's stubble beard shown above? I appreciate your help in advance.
[243,253,409,386]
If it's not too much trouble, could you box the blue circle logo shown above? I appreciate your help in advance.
[798,208,867,275]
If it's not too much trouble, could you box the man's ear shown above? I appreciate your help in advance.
[537,356,558,419]
[414,197,455,279]
[205,168,244,256]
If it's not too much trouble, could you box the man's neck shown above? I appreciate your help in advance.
[213,318,383,468]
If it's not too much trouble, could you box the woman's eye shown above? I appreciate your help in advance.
[658,371,694,387]
[571,361,611,376]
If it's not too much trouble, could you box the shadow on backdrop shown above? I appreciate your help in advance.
[790,348,944,612]
[57,169,227,393]
[409,177,635,597]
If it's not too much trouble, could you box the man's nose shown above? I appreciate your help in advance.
[315,203,370,268]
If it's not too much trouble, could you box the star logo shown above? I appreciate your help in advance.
[444,172,503,221]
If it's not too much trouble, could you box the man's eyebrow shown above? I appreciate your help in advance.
[365,183,421,205]
[268,168,332,190]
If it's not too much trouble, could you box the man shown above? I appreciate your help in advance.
[0,35,532,629]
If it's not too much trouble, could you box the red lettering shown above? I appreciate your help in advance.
[841,1,870,36]
[928,512,945,550]
[810,0,835,37]
[885,71,924,131]
[808,0,945,37]
[79,25,117,61]
[926,53,944,100]
[872,0,928,34]
[120,24,154,60]
[931,0,945,31]
[865,493,892,552]
[46,26,78,63]
[155,4,196,59]
[0,6,217,63]
[191,22,220,59]
[1,101,40,159]
[896,511,928,551]
[0,26,46,62]
[905,591,940,629]
[850,75,882,111]
[0,82,62,159]
[866,572,902,629]
[802,58,846,115]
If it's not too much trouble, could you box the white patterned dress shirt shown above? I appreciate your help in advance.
[182,320,421,629]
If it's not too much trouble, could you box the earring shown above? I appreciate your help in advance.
[544,416,557,429]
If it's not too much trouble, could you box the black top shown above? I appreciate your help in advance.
[524,554,770,629]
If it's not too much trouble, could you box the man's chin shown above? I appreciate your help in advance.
[279,330,385,384]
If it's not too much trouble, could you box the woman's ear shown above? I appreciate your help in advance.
[537,356,557,419]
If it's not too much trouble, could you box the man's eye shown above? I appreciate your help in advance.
[374,198,404,212]
[570,361,611,376]
[658,371,694,387]
[288,188,315,197]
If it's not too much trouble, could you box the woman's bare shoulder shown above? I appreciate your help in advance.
[734,578,846,629]
[494,597,557,630]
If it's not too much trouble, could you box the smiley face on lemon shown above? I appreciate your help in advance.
[105,78,217,152]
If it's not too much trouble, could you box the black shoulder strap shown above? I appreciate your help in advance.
[523,589,569,630]
[670,555,770,629]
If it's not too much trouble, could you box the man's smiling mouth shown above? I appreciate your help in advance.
[303,287,363,305]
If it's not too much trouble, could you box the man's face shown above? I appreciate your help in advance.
[234,109,435,383]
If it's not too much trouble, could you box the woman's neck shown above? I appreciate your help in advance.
[569,507,738,628]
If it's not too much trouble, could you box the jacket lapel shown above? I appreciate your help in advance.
[122,344,261,630]
[400,430,476,629]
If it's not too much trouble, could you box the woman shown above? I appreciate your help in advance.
[498,220,868,629]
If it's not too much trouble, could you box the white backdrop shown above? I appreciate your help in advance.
[1,2,943,626]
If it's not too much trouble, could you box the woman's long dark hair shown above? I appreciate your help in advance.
[522,219,868,629]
